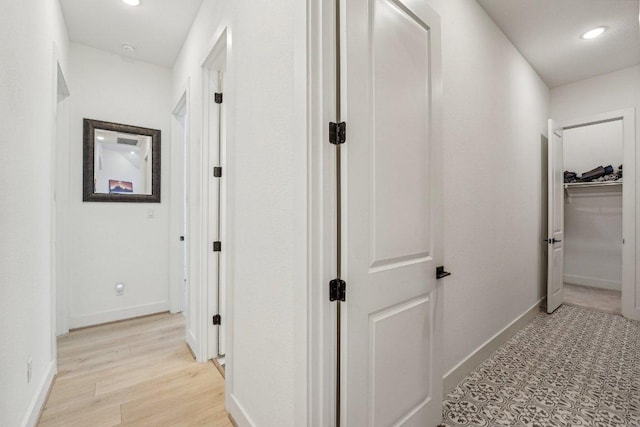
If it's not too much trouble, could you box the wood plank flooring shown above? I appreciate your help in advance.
[39,312,232,427]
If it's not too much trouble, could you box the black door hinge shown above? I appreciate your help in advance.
[213,241,222,252]
[329,122,346,145]
[213,166,222,177]
[214,93,223,104]
[212,314,221,325]
[329,278,346,301]
[436,266,451,279]
[179,235,185,241]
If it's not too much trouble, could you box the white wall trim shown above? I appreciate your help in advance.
[227,393,256,427]
[443,299,543,394]
[308,0,338,425]
[564,274,621,291]
[68,301,169,329]
[21,360,56,427]
[186,329,197,356]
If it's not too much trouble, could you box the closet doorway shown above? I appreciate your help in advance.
[546,109,638,320]
[202,29,228,369]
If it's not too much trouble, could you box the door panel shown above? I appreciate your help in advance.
[344,0,443,425]
[370,296,432,427]
[371,0,431,268]
[547,120,564,314]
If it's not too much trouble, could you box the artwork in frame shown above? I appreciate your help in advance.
[109,180,134,194]
[83,118,161,203]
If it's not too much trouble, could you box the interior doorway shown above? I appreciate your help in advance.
[546,109,638,320]
[171,92,189,318]
[563,120,623,314]
[203,31,228,367]
[54,61,70,338]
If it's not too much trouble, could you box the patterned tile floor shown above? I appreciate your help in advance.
[442,305,640,427]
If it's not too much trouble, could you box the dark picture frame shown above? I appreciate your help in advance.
[83,118,161,203]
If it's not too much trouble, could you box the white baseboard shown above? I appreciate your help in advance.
[564,274,621,291]
[69,301,169,329]
[186,329,198,359]
[21,360,56,427]
[227,393,256,427]
[443,299,543,394]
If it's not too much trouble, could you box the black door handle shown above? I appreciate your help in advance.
[436,266,451,279]
[545,238,562,244]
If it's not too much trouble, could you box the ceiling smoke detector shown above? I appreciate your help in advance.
[580,26,607,40]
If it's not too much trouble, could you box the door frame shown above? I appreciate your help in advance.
[556,108,637,320]
[53,44,71,340]
[170,83,190,319]
[202,36,227,361]
[307,0,340,424]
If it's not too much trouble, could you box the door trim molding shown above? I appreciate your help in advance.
[558,109,637,321]
[308,0,339,425]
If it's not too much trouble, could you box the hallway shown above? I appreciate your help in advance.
[39,313,230,426]
[442,305,640,426]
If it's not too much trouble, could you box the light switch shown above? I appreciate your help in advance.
[147,209,155,218]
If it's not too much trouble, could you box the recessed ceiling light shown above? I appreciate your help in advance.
[97,136,105,140]
[581,26,607,40]
[122,0,141,6]
[121,43,136,53]
[130,151,135,155]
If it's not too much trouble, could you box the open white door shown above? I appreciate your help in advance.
[206,70,224,360]
[547,119,564,314]
[343,0,444,425]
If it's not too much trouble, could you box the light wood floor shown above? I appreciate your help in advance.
[564,282,622,315]
[39,312,232,427]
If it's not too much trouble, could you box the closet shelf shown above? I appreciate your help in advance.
[564,180,622,190]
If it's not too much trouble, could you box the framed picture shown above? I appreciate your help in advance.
[109,180,133,194]
[83,118,161,203]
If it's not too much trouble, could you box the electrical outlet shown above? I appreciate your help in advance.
[115,282,125,296]
[27,359,32,384]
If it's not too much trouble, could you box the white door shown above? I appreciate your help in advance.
[207,70,225,359]
[547,119,564,314]
[217,71,226,357]
[343,0,444,425]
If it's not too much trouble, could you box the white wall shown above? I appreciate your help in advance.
[564,187,623,290]
[171,0,308,425]
[551,65,640,125]
[170,0,231,365]
[95,147,142,194]
[563,122,623,291]
[564,121,623,175]
[64,43,172,328]
[0,1,69,425]
[419,0,550,375]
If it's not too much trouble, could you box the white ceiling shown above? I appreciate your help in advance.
[476,0,640,88]
[59,0,204,68]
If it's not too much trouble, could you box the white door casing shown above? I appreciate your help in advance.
[556,109,637,321]
[343,0,444,425]
[547,119,564,314]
